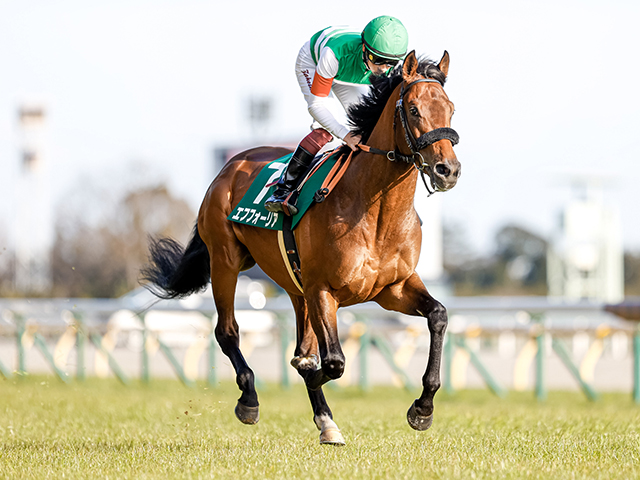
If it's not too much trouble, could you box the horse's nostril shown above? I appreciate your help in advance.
[435,164,450,177]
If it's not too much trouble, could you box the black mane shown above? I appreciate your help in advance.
[347,58,447,143]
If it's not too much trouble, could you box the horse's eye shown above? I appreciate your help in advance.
[409,106,420,117]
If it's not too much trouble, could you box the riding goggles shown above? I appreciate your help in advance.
[365,49,400,67]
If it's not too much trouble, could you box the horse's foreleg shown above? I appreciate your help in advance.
[304,289,345,389]
[374,273,447,431]
[290,295,345,445]
[293,355,345,445]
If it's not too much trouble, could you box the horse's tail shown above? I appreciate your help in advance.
[140,224,211,300]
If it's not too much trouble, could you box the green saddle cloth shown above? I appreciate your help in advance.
[227,150,341,231]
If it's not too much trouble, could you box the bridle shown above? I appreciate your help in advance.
[359,77,459,195]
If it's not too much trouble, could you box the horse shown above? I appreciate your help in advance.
[142,51,461,445]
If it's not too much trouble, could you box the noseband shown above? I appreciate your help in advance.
[360,77,460,196]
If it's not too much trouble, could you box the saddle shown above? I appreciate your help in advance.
[228,147,352,231]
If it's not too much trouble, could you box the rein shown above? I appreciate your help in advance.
[358,77,459,195]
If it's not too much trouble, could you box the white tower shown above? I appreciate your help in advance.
[547,177,623,302]
[14,104,53,293]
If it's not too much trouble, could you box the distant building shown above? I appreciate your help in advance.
[547,179,623,302]
[14,104,53,293]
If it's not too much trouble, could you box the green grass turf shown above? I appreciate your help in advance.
[1,376,639,479]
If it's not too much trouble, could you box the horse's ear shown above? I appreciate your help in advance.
[402,50,419,79]
[438,51,450,77]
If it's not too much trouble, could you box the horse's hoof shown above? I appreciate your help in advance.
[319,428,346,445]
[235,402,260,425]
[407,401,433,431]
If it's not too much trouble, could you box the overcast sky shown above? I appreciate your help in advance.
[1,0,639,255]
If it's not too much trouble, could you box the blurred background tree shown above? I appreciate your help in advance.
[623,251,640,296]
[49,168,195,298]
[0,225,15,295]
[444,222,548,296]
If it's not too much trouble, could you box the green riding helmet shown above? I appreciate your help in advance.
[361,15,408,62]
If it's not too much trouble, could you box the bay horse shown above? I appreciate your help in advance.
[142,51,461,445]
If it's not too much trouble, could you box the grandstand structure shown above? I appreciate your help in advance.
[547,176,623,303]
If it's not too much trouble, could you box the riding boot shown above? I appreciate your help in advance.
[264,145,315,215]
[264,128,333,215]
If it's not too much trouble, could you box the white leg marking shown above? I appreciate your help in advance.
[315,414,345,445]
[290,354,319,370]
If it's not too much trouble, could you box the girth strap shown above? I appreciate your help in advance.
[277,215,304,294]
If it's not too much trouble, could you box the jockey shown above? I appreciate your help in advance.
[264,15,409,215]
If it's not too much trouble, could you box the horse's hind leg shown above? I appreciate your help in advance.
[206,238,260,424]
[289,295,345,445]
[374,272,447,431]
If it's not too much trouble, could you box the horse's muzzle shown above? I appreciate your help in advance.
[432,158,461,191]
